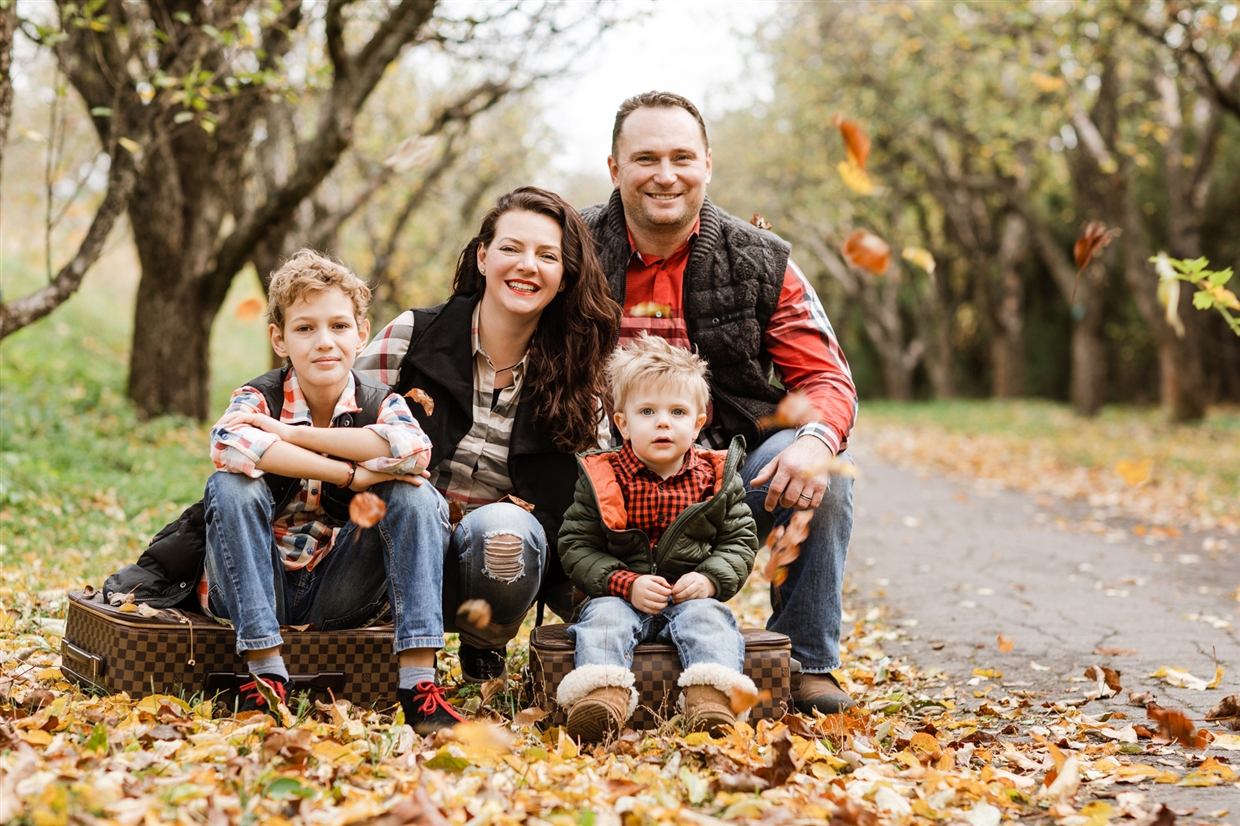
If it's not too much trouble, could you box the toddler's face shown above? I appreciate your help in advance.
[614,384,707,479]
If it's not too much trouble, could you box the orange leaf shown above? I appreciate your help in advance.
[498,494,536,513]
[448,499,465,526]
[832,114,870,169]
[1074,221,1120,271]
[456,599,492,631]
[756,391,818,431]
[730,684,772,714]
[762,509,814,589]
[235,297,265,322]
[997,634,1015,653]
[750,213,773,230]
[1148,704,1208,748]
[629,301,672,318]
[843,230,890,275]
[513,707,549,727]
[403,387,434,416]
[349,492,386,528]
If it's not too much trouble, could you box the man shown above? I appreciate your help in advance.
[581,91,859,714]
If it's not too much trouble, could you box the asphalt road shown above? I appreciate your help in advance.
[846,444,1240,815]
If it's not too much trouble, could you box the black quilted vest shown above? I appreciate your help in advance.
[581,190,791,447]
[245,367,389,523]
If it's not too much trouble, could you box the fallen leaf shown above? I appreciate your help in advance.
[1115,458,1152,486]
[1096,647,1139,656]
[497,494,535,513]
[1149,665,1212,691]
[1128,691,1155,706]
[479,677,505,707]
[997,634,1014,653]
[235,298,265,322]
[403,387,434,416]
[349,492,386,528]
[1083,665,1122,698]
[456,599,492,631]
[1205,695,1239,729]
[755,731,799,787]
[512,707,548,727]
[843,230,890,275]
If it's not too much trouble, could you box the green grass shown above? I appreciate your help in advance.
[0,256,272,597]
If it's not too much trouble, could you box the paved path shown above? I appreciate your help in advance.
[846,444,1240,814]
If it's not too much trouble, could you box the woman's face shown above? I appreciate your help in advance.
[477,210,565,325]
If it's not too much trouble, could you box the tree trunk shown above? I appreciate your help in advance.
[992,213,1027,398]
[127,271,220,421]
[1070,293,1108,416]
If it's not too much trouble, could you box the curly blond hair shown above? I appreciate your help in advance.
[266,250,370,330]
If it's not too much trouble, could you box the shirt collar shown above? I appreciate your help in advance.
[470,301,529,378]
[282,369,362,425]
[625,215,702,265]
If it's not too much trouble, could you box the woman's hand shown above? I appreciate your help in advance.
[630,575,673,615]
[671,572,716,603]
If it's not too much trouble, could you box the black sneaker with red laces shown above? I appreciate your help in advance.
[397,681,465,734]
[235,674,289,717]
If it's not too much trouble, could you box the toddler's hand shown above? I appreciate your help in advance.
[630,575,673,615]
[671,572,716,603]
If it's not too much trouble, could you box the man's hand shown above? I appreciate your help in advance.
[218,409,297,442]
[749,435,833,512]
[630,574,673,615]
[671,572,716,603]
[350,466,429,491]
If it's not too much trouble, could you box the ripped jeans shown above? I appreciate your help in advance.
[442,502,546,649]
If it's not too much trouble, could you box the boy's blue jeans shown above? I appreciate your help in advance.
[739,430,855,673]
[203,472,450,655]
[443,502,545,650]
[568,596,744,671]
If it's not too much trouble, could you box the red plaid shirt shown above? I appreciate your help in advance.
[605,443,715,601]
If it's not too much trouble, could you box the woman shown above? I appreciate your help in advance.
[356,186,620,683]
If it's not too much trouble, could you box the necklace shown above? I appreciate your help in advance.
[494,361,522,374]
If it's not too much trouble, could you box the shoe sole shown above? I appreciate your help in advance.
[566,703,622,742]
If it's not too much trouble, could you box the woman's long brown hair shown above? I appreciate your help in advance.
[452,186,620,453]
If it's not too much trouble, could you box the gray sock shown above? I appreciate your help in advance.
[246,654,289,681]
[399,665,436,690]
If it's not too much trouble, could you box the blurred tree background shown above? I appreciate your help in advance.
[2,0,1238,425]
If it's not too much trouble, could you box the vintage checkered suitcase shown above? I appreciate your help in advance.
[61,589,398,707]
[525,623,791,729]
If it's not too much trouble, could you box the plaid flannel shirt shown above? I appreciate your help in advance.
[605,443,715,601]
[618,219,857,453]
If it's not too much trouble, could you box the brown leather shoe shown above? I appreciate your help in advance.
[792,672,855,715]
[683,684,737,734]
[566,686,632,742]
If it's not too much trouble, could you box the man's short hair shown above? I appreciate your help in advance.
[609,332,711,415]
[266,249,371,330]
[611,91,710,158]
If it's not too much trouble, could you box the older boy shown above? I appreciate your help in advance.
[556,334,758,741]
[204,250,460,732]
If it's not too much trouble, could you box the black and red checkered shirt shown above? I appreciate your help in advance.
[605,443,715,601]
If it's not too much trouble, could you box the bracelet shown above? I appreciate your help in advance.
[342,460,357,489]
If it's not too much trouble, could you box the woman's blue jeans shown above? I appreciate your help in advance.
[203,472,450,655]
[740,430,855,673]
[568,596,744,671]
[442,502,546,649]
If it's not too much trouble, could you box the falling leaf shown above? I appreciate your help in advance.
[997,634,1014,653]
[1147,705,1208,748]
[629,301,672,318]
[842,230,890,275]
[756,391,818,431]
[403,387,434,416]
[730,684,772,715]
[117,136,141,154]
[750,213,773,230]
[1115,459,1151,486]
[235,298,265,322]
[1030,71,1065,92]
[456,599,492,631]
[1071,221,1121,300]
[837,160,875,195]
[385,135,438,173]
[761,509,813,588]
[349,492,386,528]
[901,247,936,275]
[832,114,871,169]
[1155,254,1186,338]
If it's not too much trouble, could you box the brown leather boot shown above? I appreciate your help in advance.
[792,672,855,715]
[683,684,737,734]
[565,686,632,742]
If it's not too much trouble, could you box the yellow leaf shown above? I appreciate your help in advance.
[136,694,191,713]
[312,740,363,767]
[1208,665,1225,689]
[972,667,1002,679]
[901,247,936,275]
[909,731,942,758]
[117,137,141,154]
[1115,458,1151,486]
[682,731,714,746]
[1031,71,1065,92]
[1210,733,1240,750]
[118,602,139,612]
[837,160,875,195]
[36,667,63,682]
[1149,666,1211,691]
[21,729,53,746]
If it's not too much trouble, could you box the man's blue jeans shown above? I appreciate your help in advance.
[442,502,546,649]
[739,430,854,673]
[203,472,450,654]
[568,596,744,671]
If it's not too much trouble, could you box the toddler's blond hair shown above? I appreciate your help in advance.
[609,332,710,414]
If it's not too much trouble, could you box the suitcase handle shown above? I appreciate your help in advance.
[62,641,104,685]
[205,671,347,694]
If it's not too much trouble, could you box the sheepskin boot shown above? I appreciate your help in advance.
[556,664,638,742]
[678,663,758,734]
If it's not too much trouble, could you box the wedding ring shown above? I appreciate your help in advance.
[799,492,813,501]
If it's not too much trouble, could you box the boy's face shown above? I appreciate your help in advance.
[613,382,707,479]
[269,288,369,395]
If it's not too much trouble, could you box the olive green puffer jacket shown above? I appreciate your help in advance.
[557,436,758,602]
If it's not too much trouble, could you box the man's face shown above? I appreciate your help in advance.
[608,106,712,239]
